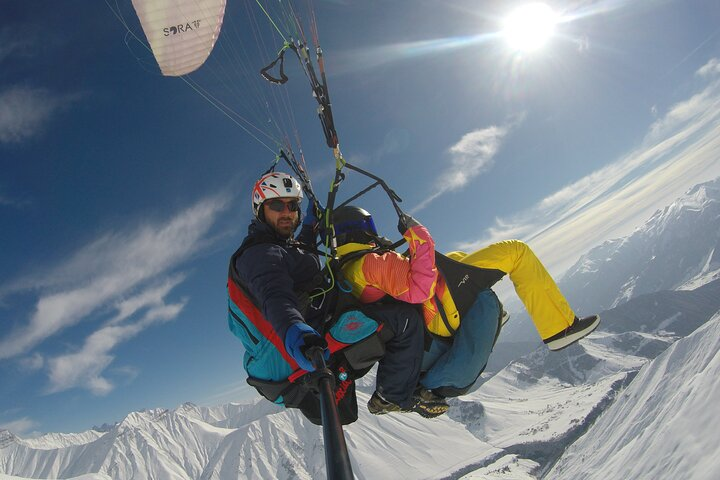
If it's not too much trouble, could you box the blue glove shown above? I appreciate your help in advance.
[302,201,323,228]
[284,323,329,372]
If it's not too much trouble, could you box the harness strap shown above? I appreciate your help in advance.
[434,294,457,337]
[435,253,506,320]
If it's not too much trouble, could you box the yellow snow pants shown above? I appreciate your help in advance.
[445,240,574,340]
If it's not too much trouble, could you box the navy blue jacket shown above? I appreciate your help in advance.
[234,219,322,342]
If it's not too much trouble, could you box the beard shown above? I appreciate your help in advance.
[273,216,299,238]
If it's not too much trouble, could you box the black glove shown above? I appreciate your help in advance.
[299,333,329,361]
[398,213,421,234]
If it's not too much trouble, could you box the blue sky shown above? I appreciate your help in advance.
[1,0,719,435]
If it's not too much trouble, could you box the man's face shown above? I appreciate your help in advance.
[263,197,300,238]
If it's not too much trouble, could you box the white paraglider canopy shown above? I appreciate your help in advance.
[131,0,226,76]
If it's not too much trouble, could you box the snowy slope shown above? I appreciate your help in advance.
[18,431,106,451]
[486,278,719,400]
[447,279,720,478]
[547,313,720,480]
[560,177,720,313]
[0,402,283,480]
[598,277,720,336]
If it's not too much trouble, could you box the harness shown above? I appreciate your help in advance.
[227,236,391,425]
[433,253,506,337]
[335,243,507,346]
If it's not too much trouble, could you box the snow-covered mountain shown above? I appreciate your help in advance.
[546,311,720,480]
[2,178,720,480]
[0,402,285,480]
[559,177,720,313]
[520,277,720,386]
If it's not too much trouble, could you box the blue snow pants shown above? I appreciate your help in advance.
[420,288,500,394]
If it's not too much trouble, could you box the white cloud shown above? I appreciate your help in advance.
[0,195,229,360]
[109,275,186,325]
[0,417,39,436]
[448,127,506,176]
[42,276,187,395]
[19,353,45,371]
[649,86,718,139]
[455,64,720,277]
[0,86,78,143]
[696,57,720,77]
[47,296,186,395]
[197,381,261,407]
[376,129,411,159]
[413,121,517,212]
[0,30,71,145]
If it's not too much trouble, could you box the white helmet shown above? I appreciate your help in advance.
[251,172,304,218]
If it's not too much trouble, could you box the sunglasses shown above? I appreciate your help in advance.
[265,198,301,213]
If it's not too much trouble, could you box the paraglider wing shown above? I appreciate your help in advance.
[131,0,226,76]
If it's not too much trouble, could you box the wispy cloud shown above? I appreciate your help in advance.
[0,86,79,144]
[197,381,261,407]
[0,195,230,361]
[413,117,521,212]
[0,417,39,437]
[107,275,186,326]
[0,27,34,65]
[697,57,720,77]
[456,57,720,276]
[47,286,187,395]
[0,29,71,144]
[19,353,45,371]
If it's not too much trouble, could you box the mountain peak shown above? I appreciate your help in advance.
[0,429,18,449]
[560,176,720,312]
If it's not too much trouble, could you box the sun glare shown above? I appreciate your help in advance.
[503,3,559,52]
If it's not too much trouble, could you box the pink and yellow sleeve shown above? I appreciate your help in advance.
[361,224,437,304]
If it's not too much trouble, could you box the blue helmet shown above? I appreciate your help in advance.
[333,205,378,246]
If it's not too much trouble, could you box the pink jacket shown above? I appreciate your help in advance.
[336,224,437,306]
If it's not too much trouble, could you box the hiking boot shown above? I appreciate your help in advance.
[543,315,600,351]
[367,391,405,415]
[367,390,449,418]
[409,387,449,419]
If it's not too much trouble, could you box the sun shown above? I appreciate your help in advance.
[502,3,559,52]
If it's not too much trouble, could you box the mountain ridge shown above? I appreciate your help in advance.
[559,177,720,313]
